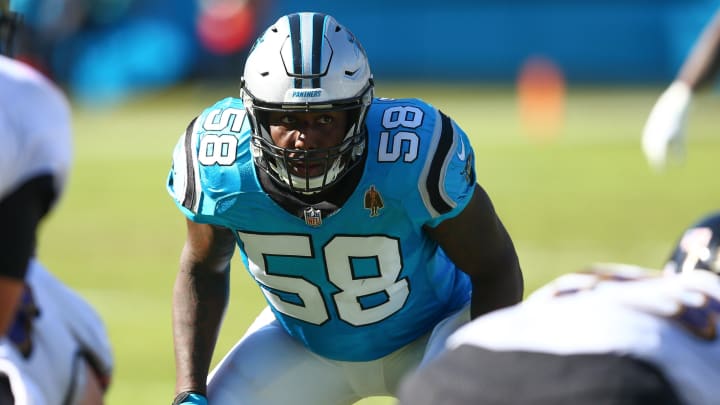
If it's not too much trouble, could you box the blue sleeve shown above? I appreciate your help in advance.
[166,98,250,226]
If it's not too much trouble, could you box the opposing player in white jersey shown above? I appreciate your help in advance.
[166,11,523,405]
[398,211,720,405]
[0,3,113,403]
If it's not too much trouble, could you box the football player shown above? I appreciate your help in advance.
[642,8,720,170]
[167,11,523,405]
[0,2,113,403]
[397,212,720,405]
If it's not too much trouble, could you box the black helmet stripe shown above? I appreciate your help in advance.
[287,13,302,88]
[287,12,327,89]
[310,13,326,88]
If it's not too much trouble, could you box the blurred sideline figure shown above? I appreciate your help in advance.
[397,212,720,405]
[642,9,720,170]
[0,2,113,404]
[166,11,522,405]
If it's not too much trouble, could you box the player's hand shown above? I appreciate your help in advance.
[172,391,208,405]
[641,80,692,171]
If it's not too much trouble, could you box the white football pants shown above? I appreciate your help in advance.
[207,303,470,404]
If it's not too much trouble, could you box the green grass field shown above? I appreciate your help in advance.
[36,81,720,404]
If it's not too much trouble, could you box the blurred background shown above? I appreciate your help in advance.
[16,0,720,404]
[11,0,720,103]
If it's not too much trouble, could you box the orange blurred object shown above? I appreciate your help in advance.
[197,0,256,55]
[516,56,566,142]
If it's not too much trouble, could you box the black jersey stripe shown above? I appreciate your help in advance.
[181,117,198,211]
[288,13,302,88]
[425,112,455,215]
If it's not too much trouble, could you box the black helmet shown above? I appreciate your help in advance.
[665,212,720,274]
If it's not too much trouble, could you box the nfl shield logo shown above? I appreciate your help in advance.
[304,206,322,227]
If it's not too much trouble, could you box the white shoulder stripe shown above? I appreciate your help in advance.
[172,117,203,214]
[418,110,458,218]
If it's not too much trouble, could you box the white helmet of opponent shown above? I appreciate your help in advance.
[241,12,374,194]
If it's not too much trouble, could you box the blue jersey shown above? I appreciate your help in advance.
[168,97,476,361]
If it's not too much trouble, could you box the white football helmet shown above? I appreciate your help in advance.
[241,12,374,194]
